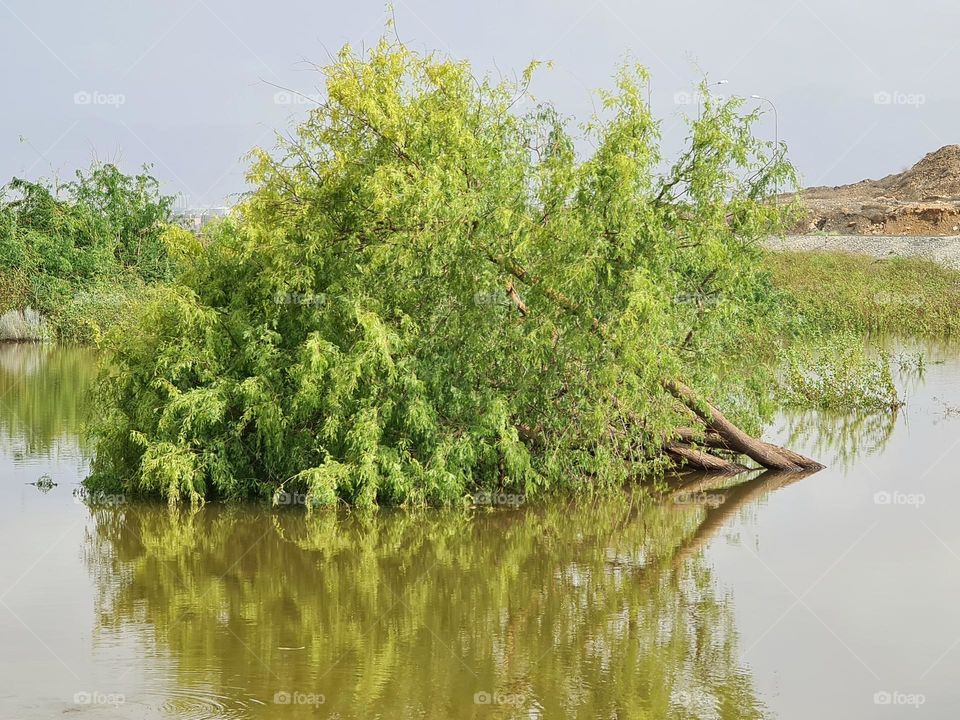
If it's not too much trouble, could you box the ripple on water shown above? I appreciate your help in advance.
[151,685,259,720]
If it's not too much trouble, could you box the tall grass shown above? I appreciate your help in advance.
[765,250,960,337]
[0,308,49,342]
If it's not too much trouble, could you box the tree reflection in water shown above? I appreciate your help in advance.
[0,343,97,458]
[83,471,809,719]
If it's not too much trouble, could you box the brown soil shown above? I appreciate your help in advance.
[786,145,960,236]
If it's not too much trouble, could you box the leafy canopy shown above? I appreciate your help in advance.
[89,36,796,507]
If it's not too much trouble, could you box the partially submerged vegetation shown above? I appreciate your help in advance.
[0,163,174,342]
[780,333,902,412]
[86,36,816,507]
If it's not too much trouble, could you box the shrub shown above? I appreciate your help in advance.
[0,162,175,339]
[88,37,796,506]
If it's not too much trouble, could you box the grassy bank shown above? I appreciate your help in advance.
[766,250,960,337]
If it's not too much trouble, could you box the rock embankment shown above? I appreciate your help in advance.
[768,235,960,269]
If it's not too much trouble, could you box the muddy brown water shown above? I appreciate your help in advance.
[0,341,958,719]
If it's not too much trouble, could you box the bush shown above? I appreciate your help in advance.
[87,37,796,507]
[0,162,175,340]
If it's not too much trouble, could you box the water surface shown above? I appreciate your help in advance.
[1,341,959,718]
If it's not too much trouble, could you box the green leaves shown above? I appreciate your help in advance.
[88,34,797,506]
[0,162,175,340]
[781,334,903,412]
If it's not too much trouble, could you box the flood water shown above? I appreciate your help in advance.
[1,341,959,718]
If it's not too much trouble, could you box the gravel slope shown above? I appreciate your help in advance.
[767,235,960,270]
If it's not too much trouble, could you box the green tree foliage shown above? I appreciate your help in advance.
[0,162,174,338]
[88,37,797,506]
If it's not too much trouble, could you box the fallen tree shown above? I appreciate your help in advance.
[666,381,822,472]
[86,35,815,507]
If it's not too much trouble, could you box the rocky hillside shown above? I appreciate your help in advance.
[789,145,960,235]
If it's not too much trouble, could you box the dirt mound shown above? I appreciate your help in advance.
[879,145,960,201]
[790,145,960,236]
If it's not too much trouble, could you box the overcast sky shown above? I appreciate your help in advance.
[2,0,957,207]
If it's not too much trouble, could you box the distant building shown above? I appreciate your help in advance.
[172,206,231,232]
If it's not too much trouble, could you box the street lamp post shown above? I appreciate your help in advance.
[751,94,780,206]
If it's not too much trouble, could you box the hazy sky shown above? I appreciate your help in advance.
[2,0,957,207]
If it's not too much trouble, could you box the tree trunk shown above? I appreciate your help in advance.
[673,427,729,449]
[665,380,823,472]
[664,442,748,474]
